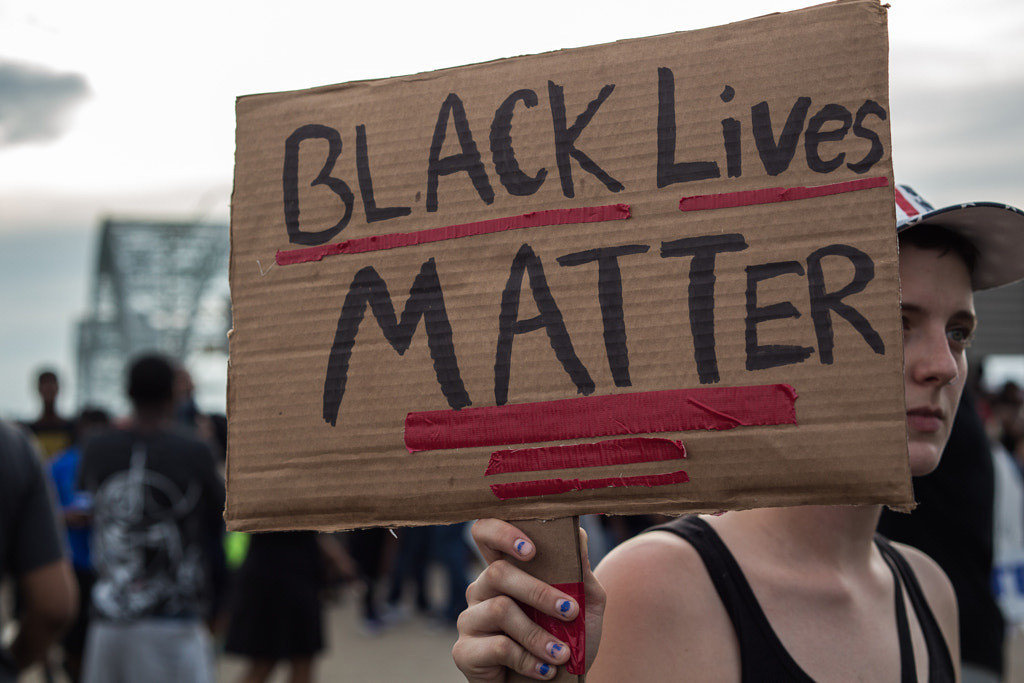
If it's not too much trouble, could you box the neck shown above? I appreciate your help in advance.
[719,504,882,570]
[131,406,173,434]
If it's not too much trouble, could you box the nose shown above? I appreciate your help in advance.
[907,326,959,388]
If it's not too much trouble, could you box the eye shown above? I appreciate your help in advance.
[947,326,974,349]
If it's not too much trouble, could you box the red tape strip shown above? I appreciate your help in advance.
[404,384,797,452]
[276,204,631,265]
[678,176,888,212]
[486,438,685,475]
[519,582,586,675]
[490,470,690,501]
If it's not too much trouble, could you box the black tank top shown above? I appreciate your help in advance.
[648,516,955,683]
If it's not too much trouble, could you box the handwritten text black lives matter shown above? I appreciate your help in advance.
[272,66,889,424]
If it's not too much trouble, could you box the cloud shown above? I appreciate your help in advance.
[891,76,1024,207]
[0,59,89,148]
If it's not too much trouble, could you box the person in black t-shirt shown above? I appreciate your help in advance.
[78,354,225,683]
[0,420,77,682]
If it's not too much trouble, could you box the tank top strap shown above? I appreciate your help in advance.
[879,539,917,682]
[647,516,815,683]
[874,535,957,683]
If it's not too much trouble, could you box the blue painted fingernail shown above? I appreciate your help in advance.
[515,539,533,556]
[558,599,572,614]
[539,663,551,676]
[548,642,564,658]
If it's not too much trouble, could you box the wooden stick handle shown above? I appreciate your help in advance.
[504,517,584,683]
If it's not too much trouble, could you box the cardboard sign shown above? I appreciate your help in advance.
[226,0,913,532]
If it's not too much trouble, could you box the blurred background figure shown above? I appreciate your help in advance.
[428,523,471,631]
[989,381,1024,465]
[46,407,111,682]
[24,369,76,461]
[383,527,432,625]
[880,387,1005,683]
[172,362,230,635]
[987,381,1024,682]
[77,354,225,683]
[222,531,356,683]
[174,365,227,464]
[0,419,78,682]
[347,528,390,636]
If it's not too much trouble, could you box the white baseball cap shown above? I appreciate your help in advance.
[895,184,1024,291]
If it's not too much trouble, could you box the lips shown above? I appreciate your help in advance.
[906,407,945,433]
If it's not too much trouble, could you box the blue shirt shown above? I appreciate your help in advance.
[49,447,92,570]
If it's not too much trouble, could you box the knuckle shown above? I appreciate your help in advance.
[470,518,487,543]
[455,608,470,633]
[523,623,552,652]
[450,637,470,663]
[523,581,553,610]
[488,558,514,580]
[469,559,511,596]
[465,576,482,604]
[494,636,529,670]
[511,646,539,676]
[481,594,517,622]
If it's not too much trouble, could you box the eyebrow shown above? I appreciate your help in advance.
[954,310,979,332]
[901,303,978,329]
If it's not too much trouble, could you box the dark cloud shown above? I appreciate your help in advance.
[0,59,90,147]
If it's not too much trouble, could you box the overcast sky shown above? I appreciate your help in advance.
[1,0,1022,420]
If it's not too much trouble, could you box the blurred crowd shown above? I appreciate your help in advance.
[3,355,1024,682]
[0,357,667,683]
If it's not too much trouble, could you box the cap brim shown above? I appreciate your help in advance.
[897,202,1024,290]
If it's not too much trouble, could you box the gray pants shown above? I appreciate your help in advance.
[81,618,213,683]
[961,662,1001,683]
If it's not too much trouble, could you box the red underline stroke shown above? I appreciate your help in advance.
[678,176,889,212]
[485,437,685,475]
[404,384,797,453]
[489,470,691,501]
[276,204,631,265]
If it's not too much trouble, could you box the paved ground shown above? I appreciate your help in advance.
[17,588,462,683]
[11,568,466,683]
[216,590,463,683]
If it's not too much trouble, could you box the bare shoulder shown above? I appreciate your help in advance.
[596,527,731,627]
[597,526,710,594]
[589,523,739,683]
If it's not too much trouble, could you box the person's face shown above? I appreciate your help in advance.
[38,375,58,403]
[900,242,975,476]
